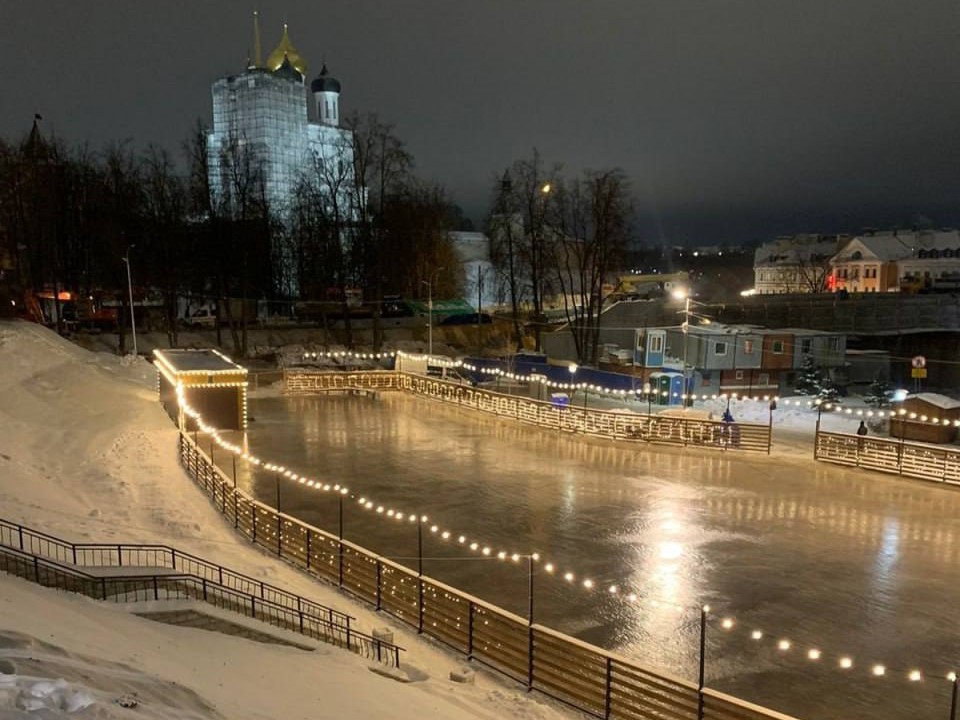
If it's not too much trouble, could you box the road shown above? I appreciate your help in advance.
[224,392,960,720]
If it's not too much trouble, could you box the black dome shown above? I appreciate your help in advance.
[311,64,341,93]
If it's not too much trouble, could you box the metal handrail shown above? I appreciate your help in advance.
[0,541,403,667]
[0,518,354,627]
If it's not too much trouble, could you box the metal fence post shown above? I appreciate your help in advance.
[117,544,123,567]
[467,602,475,660]
[697,607,707,720]
[949,673,958,720]
[18,524,24,550]
[101,577,107,600]
[604,656,613,719]
[33,556,40,582]
[306,528,312,570]
[202,578,207,601]
[375,560,382,611]
[153,576,159,600]
[338,494,344,587]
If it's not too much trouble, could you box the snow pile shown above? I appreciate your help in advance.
[0,320,569,720]
[0,674,94,714]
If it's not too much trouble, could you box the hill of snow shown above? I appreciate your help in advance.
[0,321,567,720]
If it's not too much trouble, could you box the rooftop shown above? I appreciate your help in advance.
[153,349,247,375]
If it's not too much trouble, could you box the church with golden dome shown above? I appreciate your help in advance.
[206,14,355,294]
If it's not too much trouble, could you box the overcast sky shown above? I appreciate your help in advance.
[3,1,959,245]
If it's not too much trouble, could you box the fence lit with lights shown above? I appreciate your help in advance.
[815,430,960,486]
[284,370,773,454]
[176,429,803,720]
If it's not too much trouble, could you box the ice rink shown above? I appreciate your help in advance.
[227,392,960,720]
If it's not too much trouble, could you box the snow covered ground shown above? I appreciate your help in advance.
[0,320,569,720]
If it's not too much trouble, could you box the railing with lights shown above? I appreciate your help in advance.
[282,369,773,454]
[173,428,825,720]
[815,430,960,485]
[171,366,960,719]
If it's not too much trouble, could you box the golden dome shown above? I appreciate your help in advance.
[266,24,306,75]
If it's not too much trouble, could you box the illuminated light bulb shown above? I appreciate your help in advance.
[702,605,711,613]
[807,649,821,660]
[948,672,957,682]
[544,563,554,572]
[531,552,540,561]
[458,535,466,544]
[564,572,575,582]
[608,585,618,594]
[395,512,404,520]
[469,542,479,551]
[333,484,340,491]
[721,618,734,630]
[482,547,491,556]
[421,515,429,522]
[751,630,763,640]
[583,579,594,589]
[430,525,438,533]
[365,501,373,509]
[511,553,520,562]
[408,514,417,523]
[376,506,384,513]
[441,531,450,540]
[323,484,331,491]
[908,670,922,682]
[356,496,364,505]
[778,640,791,651]
[872,665,885,677]
[498,551,507,560]
[626,593,637,602]
[387,509,395,517]
[839,657,853,669]
[341,488,349,495]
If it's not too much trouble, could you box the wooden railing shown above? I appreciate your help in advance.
[815,430,960,486]
[283,370,772,454]
[178,431,801,720]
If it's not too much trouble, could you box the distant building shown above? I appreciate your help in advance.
[828,229,960,293]
[753,235,847,294]
[206,16,355,294]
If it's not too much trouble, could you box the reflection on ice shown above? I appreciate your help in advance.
[229,393,960,720]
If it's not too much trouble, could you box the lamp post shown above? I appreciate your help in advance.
[422,267,445,359]
[121,245,137,357]
[643,381,652,416]
[534,182,552,353]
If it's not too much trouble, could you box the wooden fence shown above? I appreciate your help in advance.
[178,431,801,720]
[815,431,960,486]
[283,370,772,454]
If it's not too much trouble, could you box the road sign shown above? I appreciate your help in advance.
[912,355,927,369]
[911,368,927,379]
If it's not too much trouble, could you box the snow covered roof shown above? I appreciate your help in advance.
[908,393,960,410]
[754,234,845,268]
[833,230,960,263]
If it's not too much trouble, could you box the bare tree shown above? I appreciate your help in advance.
[552,169,631,365]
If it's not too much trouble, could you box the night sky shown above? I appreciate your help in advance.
[3,1,959,244]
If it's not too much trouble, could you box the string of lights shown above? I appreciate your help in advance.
[173,377,957,688]
[296,350,960,427]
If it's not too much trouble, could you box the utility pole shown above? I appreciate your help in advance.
[122,245,138,356]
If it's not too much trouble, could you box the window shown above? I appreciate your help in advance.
[702,371,712,386]
[828,337,840,352]
[735,370,744,380]
[772,340,784,354]
[801,339,812,355]
[758,373,770,385]
[714,341,727,356]
[636,333,644,350]
[744,339,755,354]
[649,335,663,353]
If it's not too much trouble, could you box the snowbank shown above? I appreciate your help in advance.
[0,321,566,720]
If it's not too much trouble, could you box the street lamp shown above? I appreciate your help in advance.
[421,267,445,359]
[643,381,652,416]
[121,245,137,357]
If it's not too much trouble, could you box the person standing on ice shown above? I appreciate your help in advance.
[857,421,868,436]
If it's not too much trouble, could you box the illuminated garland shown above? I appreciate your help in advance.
[297,350,960,428]
[706,605,956,684]
[174,380,958,687]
